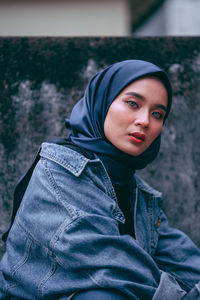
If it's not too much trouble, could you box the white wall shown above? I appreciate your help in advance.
[166,0,200,35]
[134,0,200,36]
[0,0,130,36]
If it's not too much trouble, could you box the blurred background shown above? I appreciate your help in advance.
[0,0,200,36]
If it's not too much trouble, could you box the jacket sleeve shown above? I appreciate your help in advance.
[154,209,200,293]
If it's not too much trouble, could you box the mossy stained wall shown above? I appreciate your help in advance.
[0,37,200,258]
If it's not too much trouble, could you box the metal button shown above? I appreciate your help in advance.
[156,218,161,227]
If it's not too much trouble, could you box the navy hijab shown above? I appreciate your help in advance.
[66,60,172,175]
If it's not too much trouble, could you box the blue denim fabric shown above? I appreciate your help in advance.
[72,289,126,300]
[0,143,200,299]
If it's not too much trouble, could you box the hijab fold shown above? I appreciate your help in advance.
[66,60,172,177]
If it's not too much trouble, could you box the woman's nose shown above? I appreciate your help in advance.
[134,111,149,128]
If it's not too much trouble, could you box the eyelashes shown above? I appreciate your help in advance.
[126,100,138,108]
[152,111,164,120]
[125,100,165,120]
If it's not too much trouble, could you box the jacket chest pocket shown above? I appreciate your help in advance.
[136,193,161,257]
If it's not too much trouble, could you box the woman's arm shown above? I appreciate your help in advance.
[72,289,126,300]
[154,209,200,292]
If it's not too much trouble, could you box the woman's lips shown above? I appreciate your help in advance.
[129,132,146,143]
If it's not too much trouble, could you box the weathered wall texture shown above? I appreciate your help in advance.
[0,37,200,259]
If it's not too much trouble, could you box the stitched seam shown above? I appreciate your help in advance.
[40,150,88,177]
[90,163,125,223]
[17,221,54,256]
[44,159,78,220]
[150,198,154,250]
[49,215,84,248]
[37,253,57,297]
[17,220,77,272]
[135,175,162,197]
[50,215,112,268]
[11,237,32,277]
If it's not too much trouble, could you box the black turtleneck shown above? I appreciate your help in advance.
[112,180,136,238]
[96,153,136,238]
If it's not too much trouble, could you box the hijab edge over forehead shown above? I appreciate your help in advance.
[66,59,172,170]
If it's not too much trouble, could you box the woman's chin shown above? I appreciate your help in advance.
[117,145,146,157]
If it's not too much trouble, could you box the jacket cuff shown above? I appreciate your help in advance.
[153,271,186,300]
[182,281,200,299]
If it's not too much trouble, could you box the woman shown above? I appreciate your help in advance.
[0,60,200,299]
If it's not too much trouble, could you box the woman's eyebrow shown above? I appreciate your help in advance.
[125,92,144,100]
[156,104,167,112]
[124,92,167,112]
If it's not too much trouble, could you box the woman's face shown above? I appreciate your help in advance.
[104,77,168,156]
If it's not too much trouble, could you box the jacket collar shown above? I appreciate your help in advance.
[134,174,162,198]
[41,142,162,198]
[40,142,93,177]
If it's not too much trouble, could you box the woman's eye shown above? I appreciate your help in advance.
[152,111,163,119]
[126,100,138,108]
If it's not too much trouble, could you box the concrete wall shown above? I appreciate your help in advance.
[0,37,200,258]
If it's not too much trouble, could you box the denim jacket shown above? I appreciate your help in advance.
[0,142,200,299]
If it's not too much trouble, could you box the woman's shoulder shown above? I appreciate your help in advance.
[39,142,91,176]
[39,142,99,178]
[134,174,162,198]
